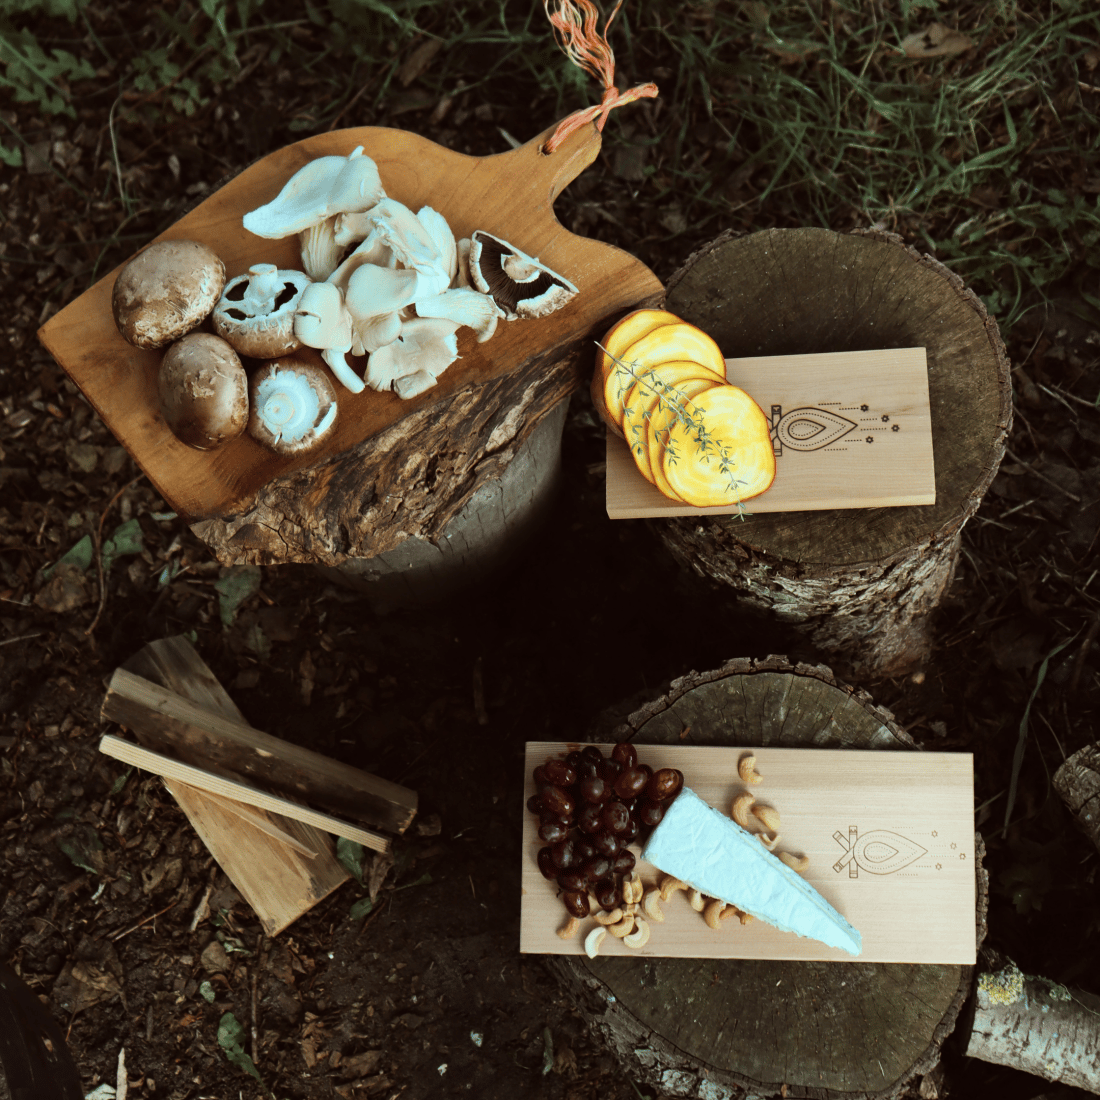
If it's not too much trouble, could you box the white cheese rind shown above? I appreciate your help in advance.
[641,787,862,956]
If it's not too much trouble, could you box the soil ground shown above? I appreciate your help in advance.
[2,5,1100,1098]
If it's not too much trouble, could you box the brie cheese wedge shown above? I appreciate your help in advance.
[641,786,862,956]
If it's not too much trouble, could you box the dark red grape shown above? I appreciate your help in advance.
[537,847,557,880]
[579,776,610,804]
[574,839,597,863]
[637,798,666,827]
[611,742,637,768]
[563,890,591,918]
[584,855,612,883]
[533,765,550,786]
[614,766,648,800]
[592,831,621,858]
[578,804,603,834]
[557,870,587,893]
[621,815,641,843]
[566,750,583,767]
[593,878,618,909]
[612,850,636,875]
[526,794,543,815]
[646,767,684,802]
[597,758,623,784]
[538,819,569,844]
[580,745,604,765]
[550,837,576,869]
[541,785,574,818]
[544,759,577,787]
[601,801,630,834]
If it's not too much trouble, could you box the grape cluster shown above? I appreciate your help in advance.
[529,743,684,921]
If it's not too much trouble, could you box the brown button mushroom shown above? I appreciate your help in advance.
[248,359,337,455]
[212,263,311,359]
[113,239,226,349]
[158,332,248,451]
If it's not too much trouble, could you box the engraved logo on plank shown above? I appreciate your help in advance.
[770,403,902,457]
[832,827,927,877]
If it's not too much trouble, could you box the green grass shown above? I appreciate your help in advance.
[3,0,1098,332]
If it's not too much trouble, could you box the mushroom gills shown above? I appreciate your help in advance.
[468,231,578,320]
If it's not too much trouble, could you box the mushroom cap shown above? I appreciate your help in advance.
[158,332,248,451]
[248,359,338,455]
[212,264,311,359]
[113,240,226,349]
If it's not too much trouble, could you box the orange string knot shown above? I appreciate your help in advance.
[542,0,659,154]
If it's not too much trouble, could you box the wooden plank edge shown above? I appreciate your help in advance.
[100,734,391,853]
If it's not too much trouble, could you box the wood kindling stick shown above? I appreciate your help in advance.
[101,667,417,834]
[99,735,391,853]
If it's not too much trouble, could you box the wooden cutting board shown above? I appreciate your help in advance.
[38,123,661,523]
[605,346,936,518]
[520,742,975,964]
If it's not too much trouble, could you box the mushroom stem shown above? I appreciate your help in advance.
[242,263,284,313]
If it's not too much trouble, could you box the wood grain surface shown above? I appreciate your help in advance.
[39,123,662,522]
[521,742,975,964]
[606,347,935,518]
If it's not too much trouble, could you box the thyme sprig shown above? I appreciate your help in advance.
[598,342,750,517]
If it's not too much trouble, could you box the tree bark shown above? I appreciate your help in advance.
[964,960,1100,1094]
[1053,743,1100,855]
[548,656,988,1100]
[190,343,586,567]
[652,229,1012,680]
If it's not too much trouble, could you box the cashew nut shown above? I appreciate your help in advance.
[739,911,755,926]
[719,905,741,922]
[758,832,782,852]
[593,907,624,926]
[738,753,763,785]
[557,916,581,939]
[752,803,781,833]
[621,871,644,905]
[659,875,689,902]
[642,887,665,923]
[703,898,726,930]
[584,927,607,958]
[623,917,651,949]
[731,792,756,830]
[688,888,706,912]
[779,851,810,874]
[609,914,636,938]
[623,902,639,917]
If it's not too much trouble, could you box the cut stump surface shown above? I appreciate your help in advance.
[547,656,987,1100]
[653,228,1012,679]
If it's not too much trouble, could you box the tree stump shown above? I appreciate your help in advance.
[652,229,1012,680]
[1053,742,1100,855]
[309,398,569,608]
[547,656,988,1100]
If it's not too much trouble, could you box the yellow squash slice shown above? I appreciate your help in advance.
[623,366,724,486]
[662,385,776,507]
[603,324,727,431]
[592,309,682,436]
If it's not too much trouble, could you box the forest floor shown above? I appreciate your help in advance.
[2,2,1100,1099]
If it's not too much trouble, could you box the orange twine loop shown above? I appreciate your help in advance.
[542,0,658,154]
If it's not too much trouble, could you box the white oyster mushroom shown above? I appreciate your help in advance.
[299,218,345,282]
[243,146,387,240]
[366,317,462,399]
[414,287,502,343]
[293,281,362,392]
